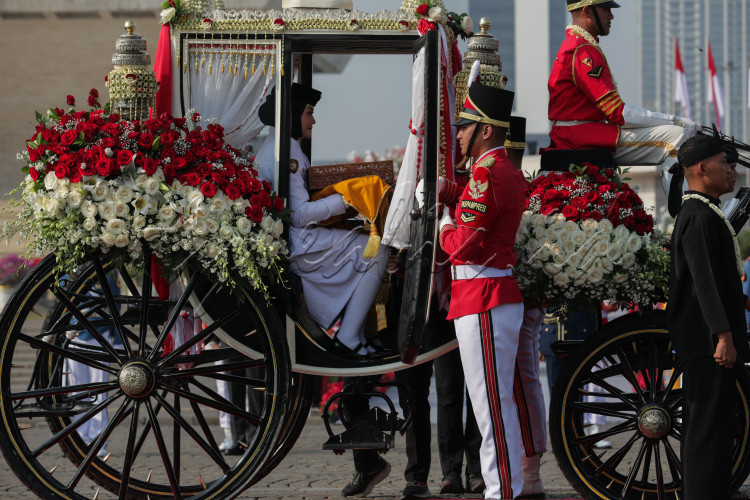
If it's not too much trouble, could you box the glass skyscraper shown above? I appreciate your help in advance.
[638,0,749,140]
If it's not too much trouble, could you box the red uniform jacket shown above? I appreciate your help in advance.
[548,27,625,151]
[439,147,525,320]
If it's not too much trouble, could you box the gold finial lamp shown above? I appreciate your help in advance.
[106,20,158,121]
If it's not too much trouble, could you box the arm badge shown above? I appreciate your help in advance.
[588,65,604,78]
[468,177,489,200]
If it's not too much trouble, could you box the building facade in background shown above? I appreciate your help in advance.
[639,0,749,141]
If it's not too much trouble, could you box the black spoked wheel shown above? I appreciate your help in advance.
[549,311,750,500]
[0,250,290,499]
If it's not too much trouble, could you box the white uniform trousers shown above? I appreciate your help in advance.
[513,307,547,457]
[616,124,688,197]
[66,337,110,447]
[455,302,524,500]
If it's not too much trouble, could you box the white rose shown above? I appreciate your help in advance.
[614,273,628,283]
[531,214,547,227]
[566,266,583,279]
[548,243,562,257]
[461,15,473,34]
[536,246,551,261]
[269,243,280,258]
[563,221,578,234]
[600,257,613,272]
[543,262,563,276]
[526,238,540,252]
[627,233,643,252]
[81,200,97,218]
[581,219,598,232]
[98,201,117,221]
[106,190,117,202]
[44,198,61,215]
[144,178,160,196]
[567,251,582,268]
[428,6,447,22]
[160,6,176,23]
[614,224,629,239]
[550,213,566,230]
[264,233,274,246]
[553,272,570,287]
[553,252,566,265]
[236,218,252,235]
[142,226,161,242]
[193,219,208,236]
[114,234,129,248]
[43,172,58,190]
[211,197,227,213]
[205,243,220,259]
[620,252,636,268]
[136,173,149,188]
[116,186,134,203]
[68,190,84,208]
[54,183,69,198]
[83,217,97,231]
[544,228,559,243]
[187,190,204,209]
[562,240,576,255]
[219,225,233,239]
[592,237,609,256]
[91,182,109,201]
[530,259,544,269]
[587,267,604,283]
[261,216,274,233]
[598,219,614,234]
[115,201,129,218]
[558,230,571,243]
[101,232,116,247]
[205,218,218,233]
[607,244,622,261]
[132,215,146,229]
[158,205,176,221]
[521,211,532,225]
[571,229,586,245]
[515,231,527,247]
[106,218,126,234]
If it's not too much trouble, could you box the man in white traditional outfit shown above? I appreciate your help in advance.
[255,83,389,358]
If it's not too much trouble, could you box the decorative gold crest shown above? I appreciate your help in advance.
[290,159,299,173]
[468,177,489,200]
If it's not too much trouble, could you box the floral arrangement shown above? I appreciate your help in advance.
[7,90,289,294]
[0,254,39,286]
[413,1,473,38]
[514,163,670,308]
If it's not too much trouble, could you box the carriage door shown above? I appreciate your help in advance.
[397,30,441,364]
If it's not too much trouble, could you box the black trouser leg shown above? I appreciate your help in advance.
[463,396,482,476]
[435,348,466,476]
[340,378,380,472]
[681,356,737,500]
[396,360,434,482]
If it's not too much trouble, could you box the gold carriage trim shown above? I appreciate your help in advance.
[618,140,679,158]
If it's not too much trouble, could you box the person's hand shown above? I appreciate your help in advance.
[415,177,446,209]
[675,116,702,137]
[714,331,737,368]
[439,206,454,231]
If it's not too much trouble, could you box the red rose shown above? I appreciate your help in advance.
[570,196,587,209]
[224,184,241,200]
[262,180,272,193]
[540,205,555,216]
[247,178,262,193]
[29,168,39,181]
[542,190,557,203]
[202,130,222,149]
[54,165,67,178]
[223,163,236,178]
[584,191,599,203]
[246,205,263,223]
[186,130,203,146]
[417,18,437,34]
[192,146,208,158]
[143,158,159,176]
[138,133,155,149]
[584,165,600,176]
[163,164,177,180]
[68,167,82,183]
[160,131,175,146]
[66,95,75,106]
[191,112,201,123]
[186,172,201,186]
[172,157,187,170]
[100,137,117,149]
[590,211,603,221]
[211,172,227,186]
[272,196,285,212]
[81,163,96,176]
[561,205,579,220]
[60,129,78,146]
[96,158,111,177]
[200,181,218,198]
[556,189,570,200]
[117,149,133,166]
[416,3,429,16]
[597,184,612,193]
[197,162,212,178]
[622,215,636,229]
[259,191,271,208]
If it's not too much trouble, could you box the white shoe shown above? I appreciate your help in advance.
[218,428,235,451]
[587,424,612,449]
[519,453,545,498]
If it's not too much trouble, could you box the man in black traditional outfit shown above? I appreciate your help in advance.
[668,134,750,500]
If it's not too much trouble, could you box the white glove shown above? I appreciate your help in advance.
[439,206,454,231]
[415,177,446,209]
[674,116,702,137]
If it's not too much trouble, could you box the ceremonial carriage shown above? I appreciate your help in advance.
[2,1,750,499]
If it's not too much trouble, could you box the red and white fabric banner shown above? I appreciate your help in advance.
[674,39,692,119]
[707,41,725,130]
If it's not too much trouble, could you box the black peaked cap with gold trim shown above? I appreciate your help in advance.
[567,0,620,11]
[505,116,526,150]
[454,82,514,128]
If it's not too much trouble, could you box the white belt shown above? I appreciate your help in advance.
[553,119,606,127]
[452,264,513,281]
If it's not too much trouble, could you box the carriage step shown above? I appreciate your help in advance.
[550,339,585,359]
[14,400,97,418]
[322,418,394,451]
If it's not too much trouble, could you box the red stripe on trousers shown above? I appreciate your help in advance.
[513,362,536,456]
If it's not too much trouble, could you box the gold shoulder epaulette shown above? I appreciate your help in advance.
[475,156,495,169]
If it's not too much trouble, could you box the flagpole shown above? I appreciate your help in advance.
[672,36,676,116]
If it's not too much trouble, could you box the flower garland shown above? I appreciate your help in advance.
[6,91,289,296]
[681,193,743,276]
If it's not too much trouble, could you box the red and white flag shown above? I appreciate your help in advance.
[707,41,725,130]
[674,39,691,119]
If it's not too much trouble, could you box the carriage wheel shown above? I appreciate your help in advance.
[0,251,290,499]
[549,311,750,500]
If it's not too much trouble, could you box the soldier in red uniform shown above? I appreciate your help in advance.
[549,0,700,216]
[438,82,527,500]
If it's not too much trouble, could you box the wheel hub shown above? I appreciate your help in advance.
[118,361,156,398]
[638,404,672,439]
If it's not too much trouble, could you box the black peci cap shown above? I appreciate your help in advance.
[504,116,526,150]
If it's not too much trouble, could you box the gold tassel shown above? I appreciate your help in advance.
[244,66,248,79]
[361,223,381,259]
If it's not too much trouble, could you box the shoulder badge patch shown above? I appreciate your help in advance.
[588,65,603,78]
[290,159,299,173]
[467,177,489,200]
[460,199,488,213]
[581,57,593,68]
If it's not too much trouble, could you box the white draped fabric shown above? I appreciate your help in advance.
[187,44,276,149]
[381,46,426,250]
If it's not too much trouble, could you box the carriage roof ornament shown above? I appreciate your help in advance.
[454,17,508,120]
[106,20,158,122]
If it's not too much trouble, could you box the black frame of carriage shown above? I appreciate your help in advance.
[4,19,750,500]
